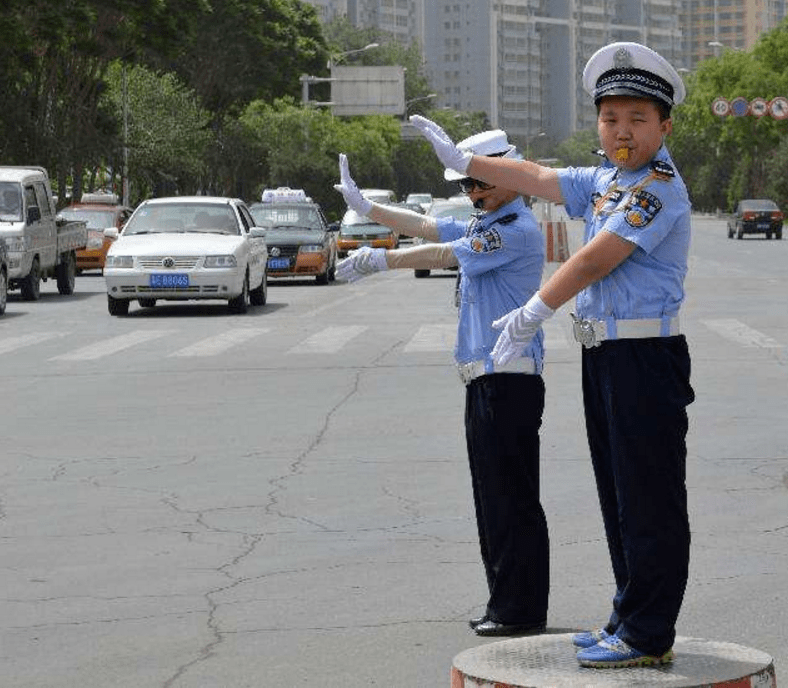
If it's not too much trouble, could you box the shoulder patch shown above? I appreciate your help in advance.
[650,160,675,180]
[470,227,503,253]
[625,190,662,228]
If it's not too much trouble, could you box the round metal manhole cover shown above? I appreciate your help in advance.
[451,634,775,687]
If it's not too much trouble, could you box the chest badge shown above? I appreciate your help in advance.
[625,190,662,228]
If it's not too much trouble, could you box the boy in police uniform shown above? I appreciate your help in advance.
[411,42,694,668]
[334,131,550,638]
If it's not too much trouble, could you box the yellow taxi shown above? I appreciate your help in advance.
[58,193,133,273]
[336,209,399,258]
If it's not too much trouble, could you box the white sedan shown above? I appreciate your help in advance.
[104,197,268,316]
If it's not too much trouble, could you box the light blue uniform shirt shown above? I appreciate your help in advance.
[557,146,691,322]
[437,196,545,373]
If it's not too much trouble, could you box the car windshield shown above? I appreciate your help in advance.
[250,204,321,230]
[124,203,239,235]
[0,181,23,222]
[340,211,391,237]
[59,208,116,229]
[407,194,431,204]
[740,200,778,212]
[429,202,476,222]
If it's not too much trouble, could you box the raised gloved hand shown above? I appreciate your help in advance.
[409,115,473,177]
[336,246,389,283]
[334,153,373,216]
[491,293,554,366]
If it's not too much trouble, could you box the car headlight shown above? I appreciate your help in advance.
[299,244,324,253]
[4,237,27,252]
[106,255,133,268]
[204,255,237,268]
[86,230,104,249]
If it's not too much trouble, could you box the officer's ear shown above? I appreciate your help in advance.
[661,117,673,138]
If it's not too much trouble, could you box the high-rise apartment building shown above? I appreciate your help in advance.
[302,0,787,145]
[681,0,787,67]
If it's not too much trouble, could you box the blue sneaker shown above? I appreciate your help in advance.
[576,634,674,668]
[571,628,610,649]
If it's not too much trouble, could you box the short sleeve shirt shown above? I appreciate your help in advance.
[437,196,546,372]
[557,146,691,320]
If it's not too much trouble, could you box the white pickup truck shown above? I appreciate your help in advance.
[0,166,87,300]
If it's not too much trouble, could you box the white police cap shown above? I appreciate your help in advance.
[444,129,520,181]
[582,42,685,109]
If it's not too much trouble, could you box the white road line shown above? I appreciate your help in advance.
[50,330,175,361]
[288,325,367,354]
[0,332,69,354]
[169,328,270,357]
[403,324,456,352]
[702,319,783,348]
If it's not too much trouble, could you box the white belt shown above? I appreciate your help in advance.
[571,313,680,349]
[457,357,536,385]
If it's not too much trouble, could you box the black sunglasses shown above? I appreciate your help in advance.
[458,178,495,193]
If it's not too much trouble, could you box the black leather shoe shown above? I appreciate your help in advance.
[468,615,488,629]
[474,619,546,637]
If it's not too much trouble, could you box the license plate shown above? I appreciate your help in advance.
[150,273,189,288]
[757,222,770,229]
[268,257,290,269]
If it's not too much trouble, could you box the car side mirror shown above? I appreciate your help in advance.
[27,206,41,223]
[104,227,119,240]
[249,226,267,238]
[328,221,340,232]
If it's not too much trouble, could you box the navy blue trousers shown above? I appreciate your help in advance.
[464,373,548,625]
[582,335,694,656]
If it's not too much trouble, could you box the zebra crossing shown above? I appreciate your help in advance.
[1,317,784,363]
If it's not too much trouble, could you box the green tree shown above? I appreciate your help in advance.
[670,20,788,211]
[101,62,211,202]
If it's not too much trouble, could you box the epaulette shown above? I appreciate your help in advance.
[495,213,518,225]
[650,159,675,180]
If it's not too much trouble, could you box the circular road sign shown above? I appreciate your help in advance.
[750,98,768,117]
[730,97,750,117]
[769,96,788,120]
[711,97,730,117]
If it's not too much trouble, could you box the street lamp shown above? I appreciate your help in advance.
[328,42,379,69]
[526,132,546,161]
[405,93,437,114]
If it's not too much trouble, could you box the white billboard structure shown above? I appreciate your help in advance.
[329,65,405,116]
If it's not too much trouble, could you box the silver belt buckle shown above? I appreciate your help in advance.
[571,313,602,349]
[458,362,474,385]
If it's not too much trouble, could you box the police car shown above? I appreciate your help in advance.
[249,187,338,284]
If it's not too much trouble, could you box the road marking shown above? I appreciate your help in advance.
[0,332,68,354]
[403,324,456,352]
[50,330,175,361]
[702,319,783,348]
[169,328,270,357]
[288,325,367,354]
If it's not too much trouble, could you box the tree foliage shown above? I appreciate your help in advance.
[670,17,788,211]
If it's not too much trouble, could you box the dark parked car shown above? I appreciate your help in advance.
[727,199,783,240]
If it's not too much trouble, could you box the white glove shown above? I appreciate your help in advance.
[333,153,373,216]
[491,293,554,366]
[409,115,473,177]
[336,246,389,283]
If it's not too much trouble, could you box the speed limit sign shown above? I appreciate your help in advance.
[769,96,788,119]
[711,97,730,117]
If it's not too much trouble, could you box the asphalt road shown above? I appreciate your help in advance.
[0,214,785,687]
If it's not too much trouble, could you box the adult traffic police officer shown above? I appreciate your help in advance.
[334,129,549,637]
[410,42,695,668]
